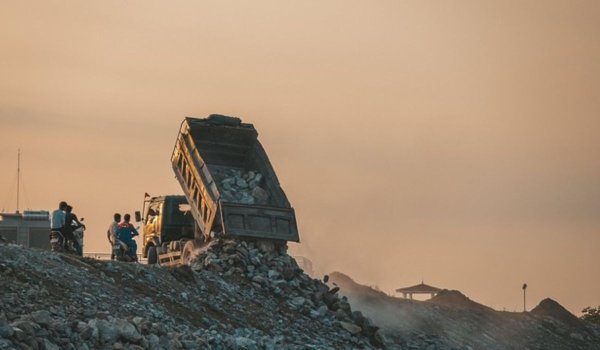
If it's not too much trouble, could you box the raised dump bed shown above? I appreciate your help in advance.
[171,115,299,242]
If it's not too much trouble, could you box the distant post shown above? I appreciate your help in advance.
[522,283,527,312]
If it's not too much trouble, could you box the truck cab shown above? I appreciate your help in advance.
[138,195,195,263]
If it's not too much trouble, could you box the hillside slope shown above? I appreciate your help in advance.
[329,272,600,350]
[0,241,381,350]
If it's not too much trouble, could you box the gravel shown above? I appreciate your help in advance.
[0,240,382,350]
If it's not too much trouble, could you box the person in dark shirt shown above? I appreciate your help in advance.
[64,205,85,255]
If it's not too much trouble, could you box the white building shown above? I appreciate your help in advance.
[0,211,50,249]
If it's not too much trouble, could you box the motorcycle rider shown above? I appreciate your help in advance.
[117,214,139,261]
[65,205,85,256]
[107,213,121,260]
[50,201,68,246]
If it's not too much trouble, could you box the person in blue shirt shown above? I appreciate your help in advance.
[50,201,67,231]
[50,201,67,247]
[117,213,139,260]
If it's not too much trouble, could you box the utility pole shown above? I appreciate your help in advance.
[522,283,528,312]
[16,149,20,214]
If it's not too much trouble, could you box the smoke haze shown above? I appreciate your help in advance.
[1,0,599,314]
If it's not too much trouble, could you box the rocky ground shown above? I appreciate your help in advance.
[2,237,599,350]
[329,272,600,350]
[0,240,381,350]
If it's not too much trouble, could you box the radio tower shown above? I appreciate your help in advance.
[16,149,21,214]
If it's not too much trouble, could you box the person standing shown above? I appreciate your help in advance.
[117,213,139,261]
[107,213,121,260]
[50,201,68,245]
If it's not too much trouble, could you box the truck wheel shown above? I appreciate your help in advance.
[182,239,205,266]
[147,246,158,265]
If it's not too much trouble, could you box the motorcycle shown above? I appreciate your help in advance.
[111,223,140,262]
[112,240,137,262]
[50,230,79,254]
[50,218,85,256]
[72,223,85,256]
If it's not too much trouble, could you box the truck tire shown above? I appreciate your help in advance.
[147,246,158,265]
[182,239,205,266]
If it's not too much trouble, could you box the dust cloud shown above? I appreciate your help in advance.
[1,0,599,314]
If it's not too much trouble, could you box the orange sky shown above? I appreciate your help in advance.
[1,0,599,314]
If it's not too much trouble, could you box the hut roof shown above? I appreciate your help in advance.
[396,282,442,294]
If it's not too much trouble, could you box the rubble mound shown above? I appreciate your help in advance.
[531,298,582,326]
[189,238,384,347]
[327,272,388,300]
[0,242,383,349]
[330,272,600,350]
[428,289,493,312]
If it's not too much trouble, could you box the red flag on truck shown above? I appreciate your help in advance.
[144,192,150,198]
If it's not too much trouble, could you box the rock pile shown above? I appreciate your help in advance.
[0,241,383,349]
[329,272,600,350]
[189,238,384,347]
[211,168,270,205]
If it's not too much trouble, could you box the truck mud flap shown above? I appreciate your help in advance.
[219,203,299,242]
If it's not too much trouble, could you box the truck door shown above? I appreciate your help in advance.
[143,200,163,245]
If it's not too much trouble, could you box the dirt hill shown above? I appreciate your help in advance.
[328,271,600,350]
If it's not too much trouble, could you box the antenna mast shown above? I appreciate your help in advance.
[16,149,20,214]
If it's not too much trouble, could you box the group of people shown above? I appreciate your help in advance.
[106,213,139,261]
[50,202,139,261]
[50,201,86,255]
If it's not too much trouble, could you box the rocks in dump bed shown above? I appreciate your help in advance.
[212,168,270,205]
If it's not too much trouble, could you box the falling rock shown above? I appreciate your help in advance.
[258,240,275,254]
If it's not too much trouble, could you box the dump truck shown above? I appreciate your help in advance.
[138,115,300,265]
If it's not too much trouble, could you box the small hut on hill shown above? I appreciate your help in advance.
[396,282,441,299]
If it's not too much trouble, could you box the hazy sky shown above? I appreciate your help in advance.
[1,0,599,314]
